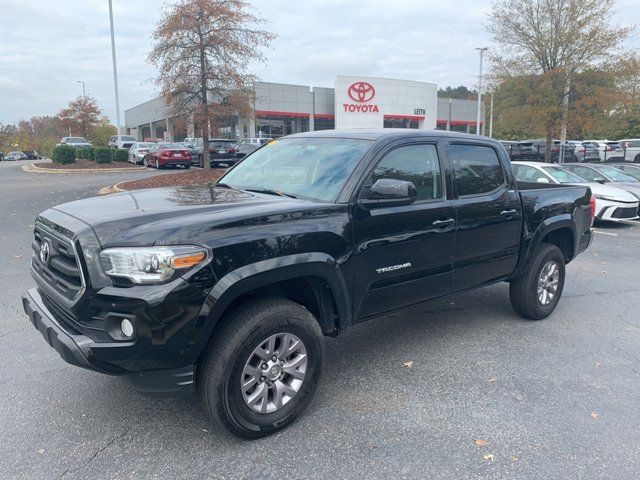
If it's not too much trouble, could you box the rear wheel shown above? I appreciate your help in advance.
[198,154,204,168]
[143,157,148,167]
[197,298,324,438]
[510,243,566,320]
[634,154,640,163]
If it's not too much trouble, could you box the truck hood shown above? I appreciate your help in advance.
[50,185,321,246]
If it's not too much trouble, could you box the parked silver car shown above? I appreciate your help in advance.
[128,142,154,165]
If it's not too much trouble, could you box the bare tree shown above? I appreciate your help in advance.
[487,0,632,161]
[149,0,275,170]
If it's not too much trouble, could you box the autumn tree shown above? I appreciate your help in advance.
[487,0,632,161]
[59,96,102,140]
[149,0,275,170]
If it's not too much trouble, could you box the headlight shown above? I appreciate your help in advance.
[99,246,208,285]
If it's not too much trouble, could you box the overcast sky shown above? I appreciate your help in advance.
[1,0,639,125]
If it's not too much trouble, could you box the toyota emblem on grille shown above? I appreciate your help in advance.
[39,241,50,265]
[348,82,376,102]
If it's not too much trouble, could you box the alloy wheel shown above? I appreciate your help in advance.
[241,333,308,414]
[537,260,560,305]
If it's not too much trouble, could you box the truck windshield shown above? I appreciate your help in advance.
[220,137,372,202]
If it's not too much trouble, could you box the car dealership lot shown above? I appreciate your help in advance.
[1,161,640,479]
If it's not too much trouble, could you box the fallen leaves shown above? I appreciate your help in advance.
[474,439,489,447]
[591,412,599,420]
[483,453,495,461]
[403,360,414,368]
[487,377,497,383]
[14,255,22,260]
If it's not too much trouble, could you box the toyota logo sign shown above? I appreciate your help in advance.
[348,82,376,102]
[39,241,50,265]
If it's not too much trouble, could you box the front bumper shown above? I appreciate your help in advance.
[22,288,118,374]
[22,288,195,392]
[596,200,639,222]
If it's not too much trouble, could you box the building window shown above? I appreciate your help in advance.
[256,115,309,138]
[314,116,335,131]
[435,122,448,131]
[383,117,419,129]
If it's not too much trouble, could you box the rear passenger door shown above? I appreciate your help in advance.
[448,142,522,291]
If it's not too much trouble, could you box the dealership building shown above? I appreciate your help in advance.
[124,75,484,141]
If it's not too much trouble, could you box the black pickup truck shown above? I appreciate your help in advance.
[22,130,594,437]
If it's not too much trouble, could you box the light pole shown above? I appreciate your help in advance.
[476,47,488,135]
[77,80,86,99]
[108,0,122,142]
[489,91,494,138]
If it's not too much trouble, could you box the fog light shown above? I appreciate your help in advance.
[121,319,134,338]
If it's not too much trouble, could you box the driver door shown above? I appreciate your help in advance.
[351,142,456,320]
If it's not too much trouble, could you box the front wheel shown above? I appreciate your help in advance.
[510,243,566,320]
[197,298,325,438]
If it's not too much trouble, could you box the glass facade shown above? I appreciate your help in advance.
[383,117,419,129]
[313,116,335,131]
[255,115,309,138]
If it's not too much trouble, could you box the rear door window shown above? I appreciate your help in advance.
[450,145,506,196]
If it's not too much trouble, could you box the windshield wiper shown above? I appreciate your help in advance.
[244,188,298,199]
[214,182,232,189]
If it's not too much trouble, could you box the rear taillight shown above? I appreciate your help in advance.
[590,195,596,226]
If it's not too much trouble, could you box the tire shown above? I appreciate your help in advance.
[634,154,640,164]
[197,297,325,438]
[510,243,566,320]
[143,158,148,167]
[184,163,191,169]
[198,154,204,168]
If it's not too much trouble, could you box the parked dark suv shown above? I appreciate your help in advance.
[517,139,576,163]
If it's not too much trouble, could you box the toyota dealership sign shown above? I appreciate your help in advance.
[343,81,379,113]
[335,75,437,130]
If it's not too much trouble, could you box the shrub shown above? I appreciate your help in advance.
[114,149,129,162]
[94,147,113,164]
[82,148,95,160]
[52,145,76,164]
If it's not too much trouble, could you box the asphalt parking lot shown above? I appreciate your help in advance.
[1,160,640,479]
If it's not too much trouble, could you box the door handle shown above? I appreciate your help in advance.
[500,209,518,217]
[432,218,455,228]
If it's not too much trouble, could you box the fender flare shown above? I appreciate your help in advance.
[513,215,577,277]
[189,253,351,358]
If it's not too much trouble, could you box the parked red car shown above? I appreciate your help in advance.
[143,143,191,169]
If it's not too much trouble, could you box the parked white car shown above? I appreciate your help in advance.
[237,137,273,147]
[618,139,640,163]
[58,137,92,148]
[512,161,639,222]
[5,151,28,161]
[128,142,154,165]
[108,135,138,150]
[584,140,625,162]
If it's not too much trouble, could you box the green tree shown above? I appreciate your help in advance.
[438,85,477,100]
[91,119,117,147]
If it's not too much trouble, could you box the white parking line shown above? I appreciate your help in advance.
[593,230,619,236]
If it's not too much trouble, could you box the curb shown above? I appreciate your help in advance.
[23,163,148,174]
[98,183,127,195]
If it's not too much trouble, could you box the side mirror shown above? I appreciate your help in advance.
[358,179,417,209]
[536,177,551,183]
[596,179,606,184]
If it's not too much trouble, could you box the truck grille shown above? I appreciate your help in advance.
[31,222,84,303]
[611,207,639,219]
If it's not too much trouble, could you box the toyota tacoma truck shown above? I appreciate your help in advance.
[22,130,594,438]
